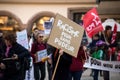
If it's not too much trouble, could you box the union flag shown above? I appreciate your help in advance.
[83,8,103,38]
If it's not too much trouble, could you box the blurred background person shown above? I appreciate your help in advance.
[0,32,30,80]
[100,25,117,80]
[91,40,105,80]
[31,31,46,80]
[0,30,5,80]
[88,34,100,76]
[48,45,72,80]
[68,42,86,80]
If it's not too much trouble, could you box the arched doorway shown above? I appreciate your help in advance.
[27,11,55,35]
[0,10,23,32]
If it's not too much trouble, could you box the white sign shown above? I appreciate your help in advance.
[44,21,53,34]
[16,29,29,49]
[36,49,47,62]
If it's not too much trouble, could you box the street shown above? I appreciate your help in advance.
[81,69,120,80]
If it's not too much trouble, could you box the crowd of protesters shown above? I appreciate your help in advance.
[0,24,119,80]
[87,25,119,80]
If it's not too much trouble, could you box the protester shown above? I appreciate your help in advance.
[31,31,46,80]
[48,45,72,80]
[91,40,105,80]
[101,25,117,60]
[88,34,100,76]
[0,32,30,80]
[100,25,117,80]
[28,28,40,51]
[68,45,86,80]
[0,30,5,80]
[0,30,5,59]
[46,44,53,80]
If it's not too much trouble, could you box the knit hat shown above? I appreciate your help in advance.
[96,40,105,46]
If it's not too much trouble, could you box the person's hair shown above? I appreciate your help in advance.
[94,34,100,37]
[3,32,17,45]
[105,25,112,31]
[104,25,112,42]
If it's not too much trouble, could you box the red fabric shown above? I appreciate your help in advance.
[30,42,46,62]
[111,24,117,44]
[83,8,103,38]
[117,51,120,61]
[70,46,86,71]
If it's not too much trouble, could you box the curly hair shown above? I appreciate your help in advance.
[3,32,17,45]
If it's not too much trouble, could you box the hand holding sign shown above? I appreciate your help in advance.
[59,49,64,56]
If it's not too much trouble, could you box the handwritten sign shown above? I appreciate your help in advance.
[47,14,84,57]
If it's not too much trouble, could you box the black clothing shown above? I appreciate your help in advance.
[100,32,117,80]
[48,45,72,80]
[34,63,45,80]
[2,42,30,80]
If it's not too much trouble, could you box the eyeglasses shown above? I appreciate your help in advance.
[39,36,44,38]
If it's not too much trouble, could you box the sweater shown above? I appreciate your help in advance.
[70,46,86,72]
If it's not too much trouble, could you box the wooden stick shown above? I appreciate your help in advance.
[83,46,87,61]
[51,54,61,80]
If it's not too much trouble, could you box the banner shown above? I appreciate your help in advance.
[47,14,84,57]
[84,56,120,72]
[83,8,103,38]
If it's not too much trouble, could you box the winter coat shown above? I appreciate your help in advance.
[2,42,30,80]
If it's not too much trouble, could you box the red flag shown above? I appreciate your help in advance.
[111,24,117,44]
[83,8,103,38]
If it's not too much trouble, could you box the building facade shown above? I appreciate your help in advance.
[0,0,120,42]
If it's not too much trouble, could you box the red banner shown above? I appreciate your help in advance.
[111,24,117,44]
[83,8,103,38]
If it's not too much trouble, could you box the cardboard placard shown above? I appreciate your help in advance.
[47,14,84,57]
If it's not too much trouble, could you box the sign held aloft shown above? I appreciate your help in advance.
[47,14,84,57]
[83,8,103,38]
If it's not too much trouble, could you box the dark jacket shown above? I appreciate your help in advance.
[0,37,6,60]
[48,45,72,80]
[88,39,99,55]
[2,42,30,80]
